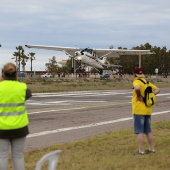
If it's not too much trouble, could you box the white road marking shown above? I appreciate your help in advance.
[72,101,106,102]
[32,91,132,98]
[26,101,70,105]
[46,101,69,104]
[27,110,170,138]
[27,103,70,106]
[47,100,106,104]
[126,93,170,98]
[26,100,107,106]
[26,103,41,105]
[28,102,131,115]
[157,93,170,96]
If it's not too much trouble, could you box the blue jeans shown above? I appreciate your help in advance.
[134,115,151,134]
[0,137,26,170]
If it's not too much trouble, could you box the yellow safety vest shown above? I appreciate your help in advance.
[0,80,29,130]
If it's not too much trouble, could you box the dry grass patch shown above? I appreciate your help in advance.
[24,78,170,93]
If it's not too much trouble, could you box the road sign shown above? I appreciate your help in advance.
[155,68,158,74]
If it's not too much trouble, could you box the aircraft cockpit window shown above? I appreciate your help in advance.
[86,49,93,54]
[80,48,93,54]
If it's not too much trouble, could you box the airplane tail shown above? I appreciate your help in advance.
[100,57,108,65]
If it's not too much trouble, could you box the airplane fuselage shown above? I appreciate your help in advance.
[74,51,104,69]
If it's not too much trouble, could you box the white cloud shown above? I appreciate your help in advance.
[0,0,170,70]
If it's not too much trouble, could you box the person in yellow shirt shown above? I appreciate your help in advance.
[132,67,160,155]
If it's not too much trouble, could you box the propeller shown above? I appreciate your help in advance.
[80,47,89,55]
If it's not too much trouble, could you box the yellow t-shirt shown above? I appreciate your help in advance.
[132,77,157,115]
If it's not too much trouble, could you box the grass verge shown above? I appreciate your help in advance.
[26,78,170,93]
[8,120,170,170]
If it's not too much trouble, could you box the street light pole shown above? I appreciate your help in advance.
[139,54,141,68]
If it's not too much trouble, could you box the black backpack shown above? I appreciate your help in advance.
[138,79,156,107]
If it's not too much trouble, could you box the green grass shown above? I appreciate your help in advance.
[8,120,170,170]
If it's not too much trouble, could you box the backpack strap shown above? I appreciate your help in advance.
[138,79,149,85]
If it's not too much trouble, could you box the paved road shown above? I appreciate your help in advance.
[25,88,170,151]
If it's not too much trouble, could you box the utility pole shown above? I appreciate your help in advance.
[139,54,141,68]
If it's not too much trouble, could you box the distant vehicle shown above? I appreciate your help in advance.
[41,73,52,78]
[100,74,110,79]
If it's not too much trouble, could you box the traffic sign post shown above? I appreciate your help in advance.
[155,68,158,80]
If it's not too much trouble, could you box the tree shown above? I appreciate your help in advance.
[12,46,29,73]
[45,56,59,74]
[21,53,29,72]
[152,46,170,75]
[28,52,36,77]
[115,43,170,75]
[16,46,23,72]
[12,52,19,71]
[119,43,155,74]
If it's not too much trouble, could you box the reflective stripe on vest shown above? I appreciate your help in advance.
[0,109,25,116]
[0,103,25,107]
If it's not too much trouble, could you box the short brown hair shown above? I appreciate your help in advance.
[2,63,16,78]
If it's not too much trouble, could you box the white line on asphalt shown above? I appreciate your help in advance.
[157,93,170,96]
[27,110,170,138]
[28,102,131,115]
[125,93,170,98]
[47,100,106,103]
[32,91,132,98]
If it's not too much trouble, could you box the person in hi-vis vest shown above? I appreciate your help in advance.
[0,62,32,170]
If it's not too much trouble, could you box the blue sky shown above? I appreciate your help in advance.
[0,0,170,71]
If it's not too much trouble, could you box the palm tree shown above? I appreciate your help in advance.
[12,51,19,71]
[20,48,29,72]
[28,52,36,77]
[14,46,24,74]
[21,54,29,72]
[12,46,29,75]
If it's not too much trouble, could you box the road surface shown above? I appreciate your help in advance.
[25,88,170,151]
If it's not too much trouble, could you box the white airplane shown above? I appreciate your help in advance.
[25,44,155,70]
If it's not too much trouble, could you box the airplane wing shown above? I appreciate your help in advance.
[25,44,80,56]
[93,49,155,58]
[104,64,122,68]
[25,44,155,58]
